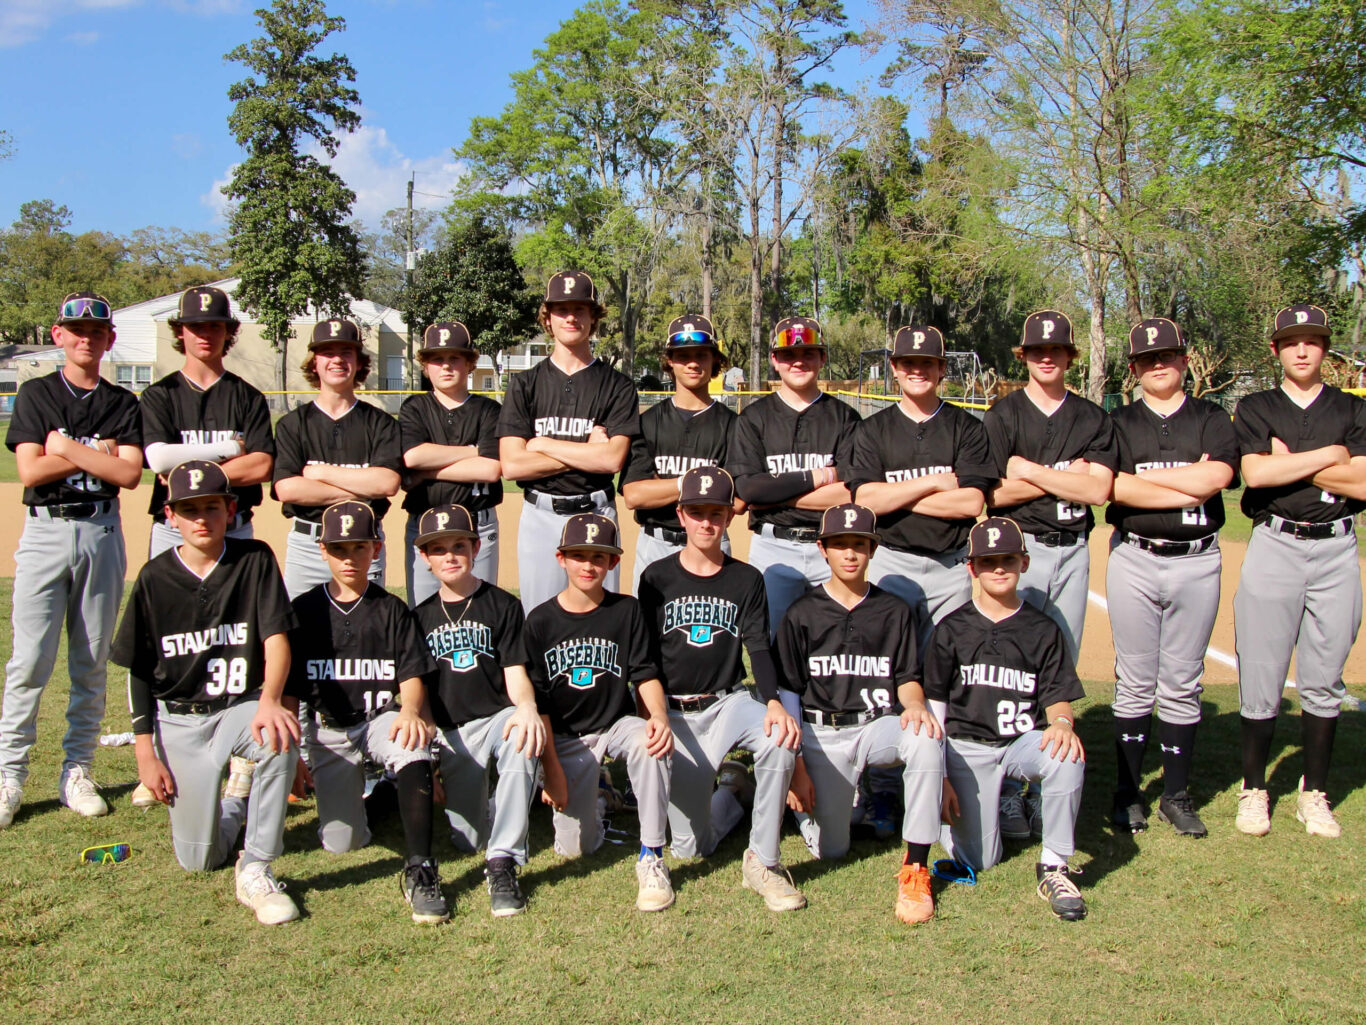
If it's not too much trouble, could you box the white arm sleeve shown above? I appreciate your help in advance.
[144,439,241,474]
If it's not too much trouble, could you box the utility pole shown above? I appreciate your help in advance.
[405,173,415,389]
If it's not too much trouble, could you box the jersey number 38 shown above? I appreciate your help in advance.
[206,657,249,696]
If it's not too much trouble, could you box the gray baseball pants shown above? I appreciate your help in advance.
[667,690,794,866]
[516,492,618,614]
[154,697,295,871]
[405,508,499,607]
[436,705,537,864]
[1019,533,1090,665]
[1234,523,1361,720]
[942,733,1085,872]
[148,516,254,560]
[550,716,670,857]
[748,529,830,637]
[306,709,432,853]
[795,715,942,860]
[1106,536,1221,724]
[870,544,972,649]
[0,508,125,786]
[283,523,386,600]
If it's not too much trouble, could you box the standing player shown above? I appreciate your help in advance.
[400,321,502,605]
[0,292,143,828]
[925,518,1088,921]
[524,514,675,912]
[1105,319,1238,837]
[289,500,448,923]
[412,503,545,917]
[273,319,402,598]
[622,315,736,592]
[109,461,300,924]
[775,504,945,924]
[498,272,639,611]
[140,285,275,558]
[728,316,860,636]
[1231,305,1366,839]
[638,467,804,911]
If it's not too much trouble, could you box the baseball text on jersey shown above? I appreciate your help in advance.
[661,595,740,646]
[424,621,498,672]
[543,638,622,686]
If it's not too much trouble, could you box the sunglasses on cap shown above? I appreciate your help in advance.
[80,842,131,865]
[773,325,822,348]
[61,297,112,321]
[668,330,714,346]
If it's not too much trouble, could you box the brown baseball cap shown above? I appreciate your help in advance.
[166,460,232,504]
[665,314,722,354]
[891,325,947,360]
[56,291,114,325]
[967,517,1027,558]
[817,503,879,543]
[772,316,825,351]
[169,286,239,329]
[419,321,477,358]
[557,513,622,554]
[1021,310,1076,350]
[1127,318,1186,358]
[415,503,477,547]
[544,270,600,306]
[320,500,380,543]
[1270,304,1331,343]
[309,318,363,350]
[678,466,735,506]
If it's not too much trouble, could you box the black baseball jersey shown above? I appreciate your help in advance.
[398,391,503,515]
[848,401,996,553]
[272,399,403,522]
[776,584,917,715]
[288,583,436,722]
[6,372,142,506]
[620,399,735,531]
[496,358,640,496]
[1234,386,1366,525]
[413,581,528,730]
[524,592,657,737]
[140,371,275,522]
[1106,396,1239,540]
[922,601,1084,746]
[638,553,778,702]
[110,539,296,708]
[728,392,861,530]
[984,389,1118,534]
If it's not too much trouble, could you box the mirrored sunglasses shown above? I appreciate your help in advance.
[773,326,822,348]
[668,331,714,347]
[61,297,112,321]
[80,842,131,865]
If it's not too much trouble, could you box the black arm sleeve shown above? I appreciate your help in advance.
[749,647,781,705]
[129,674,157,735]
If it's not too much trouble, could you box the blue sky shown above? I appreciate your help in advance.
[0,0,892,237]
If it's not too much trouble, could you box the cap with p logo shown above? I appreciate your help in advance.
[817,503,880,543]
[1270,304,1331,343]
[771,316,825,351]
[665,314,721,353]
[308,318,363,349]
[678,465,735,506]
[544,271,599,306]
[557,513,622,554]
[320,500,380,543]
[56,291,114,325]
[419,321,476,356]
[967,516,1027,558]
[1126,317,1185,358]
[891,324,947,360]
[1021,310,1075,349]
[168,286,239,328]
[166,459,232,504]
[414,503,477,546]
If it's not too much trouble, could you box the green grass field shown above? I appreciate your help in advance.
[0,586,1363,1023]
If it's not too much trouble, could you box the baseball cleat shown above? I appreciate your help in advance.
[130,782,159,809]
[895,863,935,924]
[1110,796,1148,834]
[486,857,527,917]
[59,763,108,818]
[634,852,675,912]
[1235,784,1271,836]
[1156,791,1207,837]
[716,761,756,810]
[598,766,627,816]
[0,776,21,829]
[401,860,451,924]
[235,855,299,925]
[741,848,806,912]
[1035,863,1087,921]
[1295,778,1341,838]
[999,785,1030,841]
[223,757,256,800]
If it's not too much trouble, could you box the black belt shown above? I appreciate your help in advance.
[802,707,889,729]
[643,524,687,545]
[30,500,114,519]
[524,489,609,515]
[161,698,234,716]
[315,708,368,730]
[667,684,744,713]
[1266,515,1354,541]
[1029,530,1084,547]
[1120,532,1217,557]
[761,524,820,543]
[292,518,323,538]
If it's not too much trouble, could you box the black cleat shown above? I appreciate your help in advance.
[1156,790,1208,837]
[1110,797,1149,834]
[401,860,451,925]
[1036,863,1087,921]
[486,856,527,917]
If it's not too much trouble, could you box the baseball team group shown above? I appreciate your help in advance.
[0,272,1360,930]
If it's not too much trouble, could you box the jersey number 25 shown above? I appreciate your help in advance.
[996,699,1035,737]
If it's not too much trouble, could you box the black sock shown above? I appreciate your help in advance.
[1113,713,1152,801]
[1239,716,1276,790]
[1300,712,1338,792]
[1158,719,1198,796]
[905,842,930,867]
[396,762,434,864]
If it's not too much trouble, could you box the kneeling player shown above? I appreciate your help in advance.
[289,501,447,924]
[413,504,545,917]
[638,467,804,911]
[110,461,300,925]
[776,504,944,924]
[525,514,675,912]
[925,517,1088,921]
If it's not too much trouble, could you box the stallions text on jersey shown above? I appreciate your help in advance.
[272,400,404,522]
[413,581,528,729]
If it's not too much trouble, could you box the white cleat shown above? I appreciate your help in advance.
[235,855,300,925]
[60,763,109,818]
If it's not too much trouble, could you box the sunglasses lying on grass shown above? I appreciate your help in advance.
[930,859,976,885]
[80,843,131,865]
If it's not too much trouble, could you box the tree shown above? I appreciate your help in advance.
[361,206,440,311]
[223,0,365,391]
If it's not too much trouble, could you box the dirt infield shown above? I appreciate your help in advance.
[2,481,1361,684]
